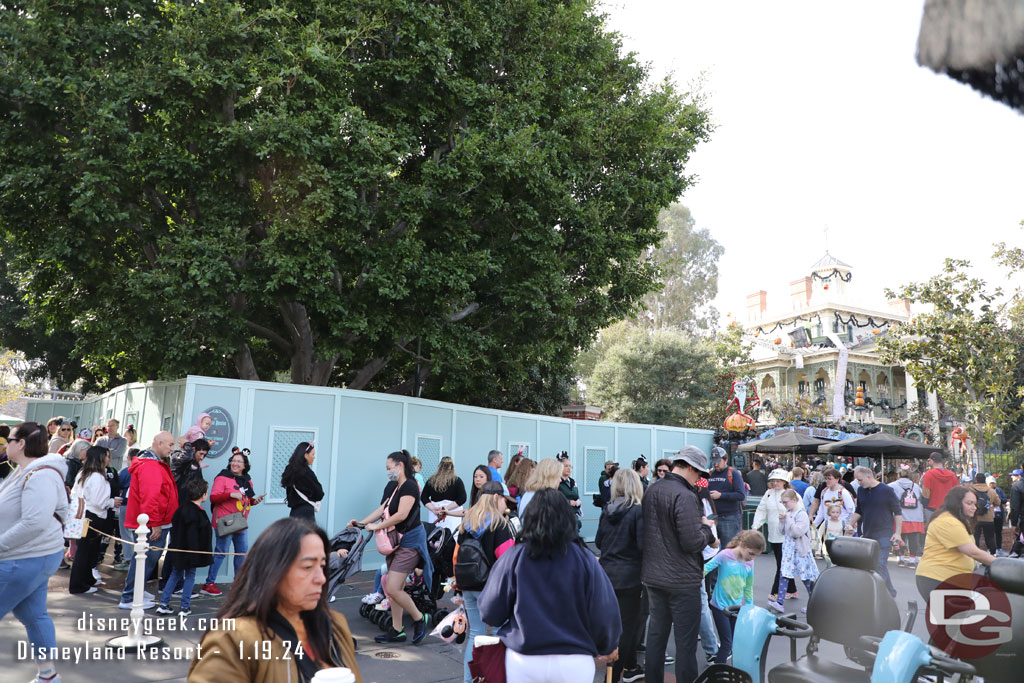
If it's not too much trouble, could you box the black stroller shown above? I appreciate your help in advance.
[359,526,455,629]
[327,526,372,601]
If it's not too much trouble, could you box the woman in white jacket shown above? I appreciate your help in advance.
[753,469,796,601]
[69,446,120,595]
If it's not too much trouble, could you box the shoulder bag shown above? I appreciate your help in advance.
[375,485,403,556]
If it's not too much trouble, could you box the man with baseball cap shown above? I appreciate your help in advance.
[641,445,716,683]
[706,446,746,548]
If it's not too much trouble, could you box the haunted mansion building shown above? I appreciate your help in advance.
[741,252,937,435]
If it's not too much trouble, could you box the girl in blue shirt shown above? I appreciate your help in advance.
[702,530,766,664]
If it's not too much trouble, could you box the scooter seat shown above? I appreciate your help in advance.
[767,655,869,683]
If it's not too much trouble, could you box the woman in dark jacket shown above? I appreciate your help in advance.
[281,442,323,520]
[596,468,645,683]
[479,488,620,682]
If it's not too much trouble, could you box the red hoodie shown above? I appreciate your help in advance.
[922,467,960,510]
[125,453,179,529]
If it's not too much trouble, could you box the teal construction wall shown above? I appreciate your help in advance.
[28,375,714,576]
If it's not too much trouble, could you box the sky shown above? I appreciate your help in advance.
[601,0,1024,322]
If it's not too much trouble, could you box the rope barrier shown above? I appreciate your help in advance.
[89,527,248,556]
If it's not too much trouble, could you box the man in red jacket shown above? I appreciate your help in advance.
[119,431,178,609]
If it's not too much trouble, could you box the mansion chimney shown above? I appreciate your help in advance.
[888,298,911,318]
[790,277,812,311]
[746,290,767,322]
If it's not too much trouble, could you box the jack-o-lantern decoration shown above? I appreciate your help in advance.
[723,412,753,432]
[774,337,782,345]
[854,386,865,408]
[824,282,830,290]
[872,328,881,335]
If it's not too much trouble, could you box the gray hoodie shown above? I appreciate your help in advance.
[0,454,70,561]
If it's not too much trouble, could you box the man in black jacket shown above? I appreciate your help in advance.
[641,445,715,683]
[1010,469,1024,556]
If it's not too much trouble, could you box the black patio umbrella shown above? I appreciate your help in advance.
[817,431,943,458]
[738,431,830,454]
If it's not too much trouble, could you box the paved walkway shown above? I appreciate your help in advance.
[2,549,931,682]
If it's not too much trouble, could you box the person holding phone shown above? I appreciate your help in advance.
[200,449,264,597]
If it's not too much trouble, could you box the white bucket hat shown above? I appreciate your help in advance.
[767,468,791,483]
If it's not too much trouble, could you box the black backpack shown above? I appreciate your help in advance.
[899,483,918,510]
[455,535,493,591]
[975,488,990,516]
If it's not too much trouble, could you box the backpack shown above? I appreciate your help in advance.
[454,534,493,591]
[899,483,918,510]
[974,487,990,516]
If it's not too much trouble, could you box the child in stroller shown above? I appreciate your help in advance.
[326,526,372,602]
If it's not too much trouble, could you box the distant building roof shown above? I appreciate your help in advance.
[810,251,851,270]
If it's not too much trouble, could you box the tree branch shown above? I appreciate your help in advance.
[447,302,480,323]
[348,355,391,390]
[245,320,292,354]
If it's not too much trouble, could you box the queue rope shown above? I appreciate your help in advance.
[86,526,248,556]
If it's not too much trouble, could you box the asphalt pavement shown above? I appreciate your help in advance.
[1,547,933,683]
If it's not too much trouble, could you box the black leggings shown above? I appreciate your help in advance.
[993,515,1004,551]
[974,521,997,552]
[771,543,797,596]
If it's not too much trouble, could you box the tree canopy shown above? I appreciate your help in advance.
[879,257,1022,455]
[0,0,710,412]
[638,204,723,335]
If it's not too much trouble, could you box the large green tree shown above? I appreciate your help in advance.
[0,0,710,412]
[879,258,1022,455]
[580,319,751,428]
[638,204,723,335]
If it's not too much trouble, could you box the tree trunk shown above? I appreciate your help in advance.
[233,343,260,381]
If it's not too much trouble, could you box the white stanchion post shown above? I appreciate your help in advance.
[108,513,162,649]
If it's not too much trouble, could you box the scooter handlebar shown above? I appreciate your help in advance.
[927,647,976,677]
[774,615,813,638]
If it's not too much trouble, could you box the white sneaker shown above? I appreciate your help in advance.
[92,568,102,581]
[118,600,156,610]
[374,598,390,611]
[767,601,785,614]
[84,587,98,594]
[361,592,384,605]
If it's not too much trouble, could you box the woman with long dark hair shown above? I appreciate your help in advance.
[281,442,323,520]
[189,517,362,682]
[479,488,620,682]
[916,485,996,602]
[200,449,265,597]
[69,446,120,594]
[349,450,434,645]
[0,422,69,683]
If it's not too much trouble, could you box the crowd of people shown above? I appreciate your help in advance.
[3,413,1024,683]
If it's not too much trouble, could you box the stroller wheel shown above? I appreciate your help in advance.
[359,603,372,618]
[379,614,393,631]
[433,608,449,623]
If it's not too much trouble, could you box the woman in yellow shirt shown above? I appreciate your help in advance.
[916,486,995,601]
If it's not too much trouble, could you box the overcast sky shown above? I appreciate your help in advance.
[601,0,1024,321]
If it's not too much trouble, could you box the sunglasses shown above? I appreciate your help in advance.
[657,468,669,475]
[59,427,72,432]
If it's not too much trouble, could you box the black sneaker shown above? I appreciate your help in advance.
[622,667,644,682]
[636,643,646,653]
[412,613,430,644]
[374,627,406,644]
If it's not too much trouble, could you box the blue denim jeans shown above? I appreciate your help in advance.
[205,529,248,585]
[869,535,897,598]
[699,580,720,658]
[120,529,169,603]
[117,505,132,562]
[160,566,197,610]
[0,550,64,661]
[717,512,742,549]
[463,590,485,683]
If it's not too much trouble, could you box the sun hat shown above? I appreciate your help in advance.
[767,468,791,483]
